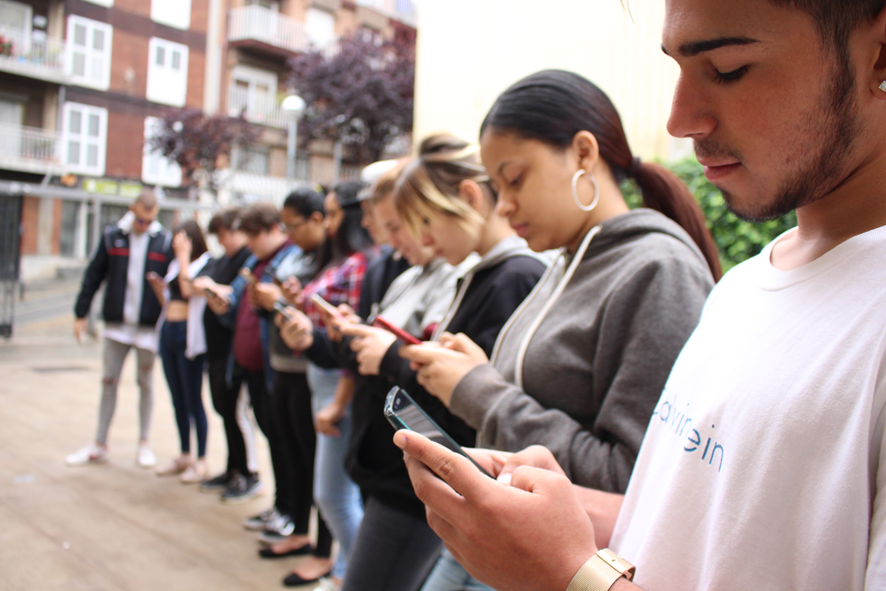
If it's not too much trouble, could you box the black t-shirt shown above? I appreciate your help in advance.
[199,246,252,359]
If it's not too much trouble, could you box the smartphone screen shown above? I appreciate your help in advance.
[373,316,421,345]
[311,293,344,321]
[202,287,218,299]
[384,386,491,477]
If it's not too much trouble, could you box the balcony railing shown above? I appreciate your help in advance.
[227,85,288,129]
[227,5,338,56]
[0,26,71,84]
[0,123,63,175]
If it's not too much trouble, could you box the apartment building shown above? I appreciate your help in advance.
[210,0,416,202]
[0,0,209,281]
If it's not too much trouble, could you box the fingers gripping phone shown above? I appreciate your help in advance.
[384,386,491,477]
[373,316,421,345]
[273,301,294,321]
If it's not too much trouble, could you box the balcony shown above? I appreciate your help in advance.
[0,27,71,85]
[227,5,338,58]
[227,84,288,129]
[0,123,63,175]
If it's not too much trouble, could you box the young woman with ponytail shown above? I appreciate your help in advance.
[401,69,719,591]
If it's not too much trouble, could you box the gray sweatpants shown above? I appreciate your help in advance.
[95,337,155,445]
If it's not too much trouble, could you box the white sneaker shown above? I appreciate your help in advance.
[136,444,157,468]
[66,444,109,466]
[180,459,209,484]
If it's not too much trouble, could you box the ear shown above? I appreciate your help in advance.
[457,180,490,214]
[310,211,325,224]
[870,2,886,100]
[571,131,601,173]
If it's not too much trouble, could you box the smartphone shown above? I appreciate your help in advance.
[384,386,491,477]
[273,300,294,321]
[311,293,345,321]
[373,316,421,345]
[202,287,218,299]
[239,267,257,285]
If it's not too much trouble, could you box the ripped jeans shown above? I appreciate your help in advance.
[95,336,155,445]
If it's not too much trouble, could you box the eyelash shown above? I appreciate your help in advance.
[714,66,748,84]
[508,173,523,187]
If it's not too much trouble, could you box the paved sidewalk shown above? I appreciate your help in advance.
[0,316,319,591]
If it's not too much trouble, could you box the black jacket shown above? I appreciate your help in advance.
[74,220,173,326]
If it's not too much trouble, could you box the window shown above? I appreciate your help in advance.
[150,0,191,30]
[146,37,189,107]
[67,16,112,89]
[235,147,270,175]
[305,7,335,49]
[142,117,182,187]
[0,0,32,47]
[229,65,277,120]
[62,102,107,176]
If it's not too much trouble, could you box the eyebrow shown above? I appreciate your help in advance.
[661,36,759,58]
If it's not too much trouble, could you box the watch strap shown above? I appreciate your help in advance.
[565,549,635,591]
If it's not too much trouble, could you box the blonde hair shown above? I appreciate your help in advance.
[369,157,411,204]
[394,134,495,236]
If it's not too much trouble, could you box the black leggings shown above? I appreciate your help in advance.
[207,354,249,475]
[341,496,442,591]
[272,370,332,557]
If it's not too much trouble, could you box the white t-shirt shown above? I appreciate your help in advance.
[611,225,886,591]
[104,229,157,352]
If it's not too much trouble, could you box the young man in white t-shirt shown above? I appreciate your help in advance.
[393,0,886,590]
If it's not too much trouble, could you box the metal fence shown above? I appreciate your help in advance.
[0,193,22,338]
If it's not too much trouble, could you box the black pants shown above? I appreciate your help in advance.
[341,496,442,591]
[233,364,292,516]
[272,370,333,557]
[207,354,248,475]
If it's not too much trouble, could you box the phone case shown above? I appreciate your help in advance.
[373,316,421,345]
[383,387,490,477]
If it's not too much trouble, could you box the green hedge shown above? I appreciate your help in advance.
[623,159,797,273]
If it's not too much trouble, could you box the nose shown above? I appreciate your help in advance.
[666,72,716,141]
[495,191,516,218]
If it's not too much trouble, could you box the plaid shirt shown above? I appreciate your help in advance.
[303,251,369,328]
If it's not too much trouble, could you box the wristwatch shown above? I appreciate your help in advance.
[565,548,636,591]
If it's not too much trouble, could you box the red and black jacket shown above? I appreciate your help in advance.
[74,223,173,326]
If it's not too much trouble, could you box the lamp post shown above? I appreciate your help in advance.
[281,94,306,180]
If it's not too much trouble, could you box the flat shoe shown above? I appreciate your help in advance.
[283,568,331,586]
[257,543,312,559]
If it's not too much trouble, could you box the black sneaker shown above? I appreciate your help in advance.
[221,473,265,506]
[257,513,296,545]
[198,471,232,494]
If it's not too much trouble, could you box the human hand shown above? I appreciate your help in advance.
[279,309,314,351]
[199,280,232,315]
[399,333,488,406]
[172,230,192,261]
[395,431,598,591]
[315,401,345,437]
[74,317,88,344]
[251,282,282,311]
[281,276,302,307]
[339,324,397,376]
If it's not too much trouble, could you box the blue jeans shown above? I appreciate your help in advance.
[159,321,207,457]
[421,549,495,591]
[307,363,364,580]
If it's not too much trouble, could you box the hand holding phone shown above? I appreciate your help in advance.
[372,316,421,345]
[273,300,294,321]
[384,386,491,477]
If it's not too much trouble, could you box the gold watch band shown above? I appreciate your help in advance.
[565,549,635,591]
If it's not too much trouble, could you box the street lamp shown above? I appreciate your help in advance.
[282,94,306,180]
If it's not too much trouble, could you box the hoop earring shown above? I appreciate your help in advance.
[571,169,600,212]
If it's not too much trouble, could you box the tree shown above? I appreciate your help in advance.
[288,26,416,165]
[149,108,260,193]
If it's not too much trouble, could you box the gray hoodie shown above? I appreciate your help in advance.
[449,209,714,492]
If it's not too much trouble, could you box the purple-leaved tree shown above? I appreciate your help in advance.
[148,108,259,194]
[288,26,415,165]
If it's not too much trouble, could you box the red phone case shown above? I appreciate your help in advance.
[373,316,421,345]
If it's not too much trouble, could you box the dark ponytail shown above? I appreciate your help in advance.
[481,69,722,281]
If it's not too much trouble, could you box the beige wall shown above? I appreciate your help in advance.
[413,0,692,162]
